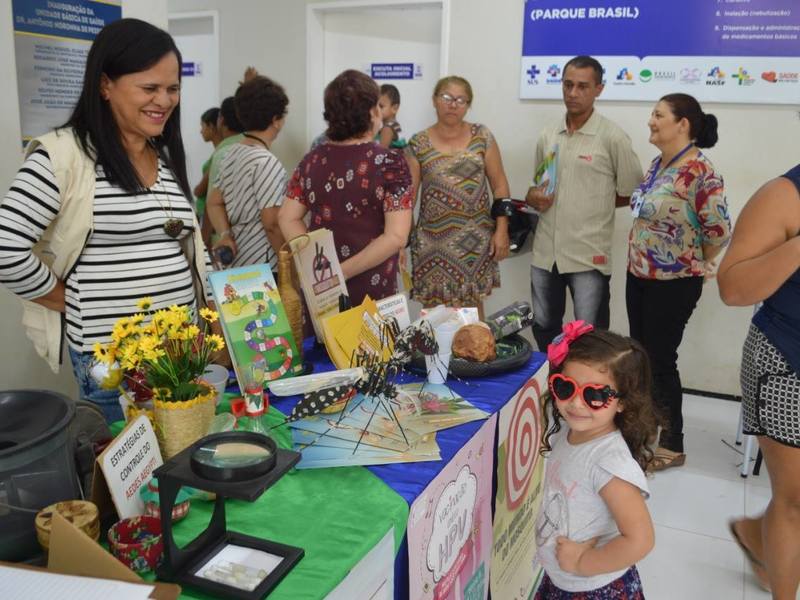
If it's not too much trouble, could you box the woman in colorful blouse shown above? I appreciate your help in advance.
[626,93,731,471]
[278,70,413,306]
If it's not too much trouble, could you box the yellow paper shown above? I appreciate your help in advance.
[401,267,413,293]
[321,296,392,369]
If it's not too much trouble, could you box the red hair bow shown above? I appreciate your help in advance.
[547,320,594,367]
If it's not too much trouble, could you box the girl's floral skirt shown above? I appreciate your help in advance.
[534,566,644,600]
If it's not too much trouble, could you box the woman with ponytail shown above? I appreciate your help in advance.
[625,93,731,470]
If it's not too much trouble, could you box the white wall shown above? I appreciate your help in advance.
[444,0,790,395]
[165,0,791,395]
[2,0,792,395]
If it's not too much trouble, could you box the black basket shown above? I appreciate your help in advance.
[409,333,533,378]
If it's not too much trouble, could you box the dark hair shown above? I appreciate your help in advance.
[219,96,244,133]
[201,107,220,126]
[563,55,604,85]
[432,75,473,104]
[379,84,400,106]
[659,93,718,148]
[323,70,379,142]
[63,18,189,197]
[540,329,658,471]
[234,76,289,131]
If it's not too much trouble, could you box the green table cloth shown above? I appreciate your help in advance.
[110,397,408,599]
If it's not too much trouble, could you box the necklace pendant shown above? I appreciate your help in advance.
[163,218,184,239]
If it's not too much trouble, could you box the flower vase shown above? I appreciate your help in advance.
[152,384,216,459]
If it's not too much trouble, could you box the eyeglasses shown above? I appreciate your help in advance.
[548,373,619,410]
[437,93,469,107]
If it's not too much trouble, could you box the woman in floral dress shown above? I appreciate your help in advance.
[406,76,511,315]
[279,70,413,306]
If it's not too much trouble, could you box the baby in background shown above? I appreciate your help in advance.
[376,84,406,149]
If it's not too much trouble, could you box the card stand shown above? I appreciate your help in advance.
[154,434,303,600]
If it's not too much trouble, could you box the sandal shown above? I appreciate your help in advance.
[648,447,686,472]
[729,520,770,592]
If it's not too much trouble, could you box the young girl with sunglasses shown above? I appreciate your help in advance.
[534,321,658,599]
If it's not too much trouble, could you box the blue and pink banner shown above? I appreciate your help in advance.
[408,414,497,600]
[520,0,800,104]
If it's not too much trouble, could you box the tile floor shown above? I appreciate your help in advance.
[636,394,798,600]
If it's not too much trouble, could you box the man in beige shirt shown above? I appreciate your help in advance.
[526,55,642,349]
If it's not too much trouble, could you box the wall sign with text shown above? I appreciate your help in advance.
[12,0,121,144]
[370,63,423,80]
[519,0,800,104]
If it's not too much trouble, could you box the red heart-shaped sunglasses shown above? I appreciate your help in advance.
[548,373,619,410]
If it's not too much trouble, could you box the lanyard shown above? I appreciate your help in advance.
[243,132,270,151]
[642,142,694,193]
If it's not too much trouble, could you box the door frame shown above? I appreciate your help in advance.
[167,10,221,99]
[306,0,450,145]
[166,10,220,188]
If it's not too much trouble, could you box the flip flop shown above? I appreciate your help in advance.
[728,520,770,592]
[648,447,686,472]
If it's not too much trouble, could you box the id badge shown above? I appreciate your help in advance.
[631,189,645,219]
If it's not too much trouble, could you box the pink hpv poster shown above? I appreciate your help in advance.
[407,414,497,600]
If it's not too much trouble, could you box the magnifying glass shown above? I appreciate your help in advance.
[190,432,277,482]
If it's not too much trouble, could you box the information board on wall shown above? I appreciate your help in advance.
[520,0,800,104]
[12,0,121,144]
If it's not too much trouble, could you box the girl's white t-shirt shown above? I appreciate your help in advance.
[535,428,650,592]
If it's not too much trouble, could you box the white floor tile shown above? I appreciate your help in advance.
[638,525,745,600]
[683,424,757,484]
[744,483,772,517]
[647,469,745,539]
[682,394,741,436]
[743,583,775,600]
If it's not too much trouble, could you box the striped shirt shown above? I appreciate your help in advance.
[531,111,643,275]
[0,148,213,353]
[213,142,286,268]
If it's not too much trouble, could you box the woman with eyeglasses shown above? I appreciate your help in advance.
[206,75,289,269]
[406,76,511,317]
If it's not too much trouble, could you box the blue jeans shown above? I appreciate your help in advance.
[530,264,610,351]
[68,346,124,423]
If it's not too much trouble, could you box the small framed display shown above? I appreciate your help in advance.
[154,432,303,600]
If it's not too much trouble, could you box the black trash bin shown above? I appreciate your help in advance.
[0,390,80,561]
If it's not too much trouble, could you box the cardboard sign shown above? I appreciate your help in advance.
[375,293,411,331]
[408,415,497,600]
[490,366,547,599]
[208,263,304,386]
[288,229,348,342]
[91,415,163,519]
[39,511,179,599]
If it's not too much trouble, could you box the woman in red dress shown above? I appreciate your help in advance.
[279,70,413,306]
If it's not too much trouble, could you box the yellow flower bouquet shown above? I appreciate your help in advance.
[93,297,225,403]
[93,298,226,457]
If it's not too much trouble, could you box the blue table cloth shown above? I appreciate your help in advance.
[269,341,547,599]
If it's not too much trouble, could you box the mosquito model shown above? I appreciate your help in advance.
[272,315,443,455]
